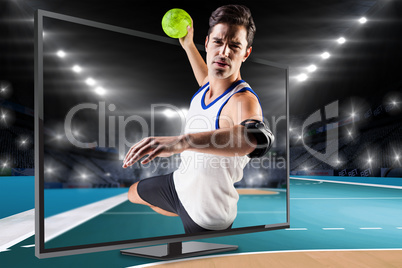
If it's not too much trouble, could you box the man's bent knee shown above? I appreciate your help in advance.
[128,181,178,216]
[127,181,178,217]
[150,206,178,217]
[128,182,147,205]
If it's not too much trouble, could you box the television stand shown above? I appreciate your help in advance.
[121,241,238,260]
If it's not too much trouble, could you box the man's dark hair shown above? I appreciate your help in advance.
[208,4,256,48]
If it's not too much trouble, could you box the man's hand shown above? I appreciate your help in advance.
[122,135,188,168]
[179,18,194,50]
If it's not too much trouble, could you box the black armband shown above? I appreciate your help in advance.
[240,119,275,158]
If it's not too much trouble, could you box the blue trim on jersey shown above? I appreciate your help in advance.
[191,82,210,103]
[215,87,264,130]
[201,80,244,110]
[235,87,264,116]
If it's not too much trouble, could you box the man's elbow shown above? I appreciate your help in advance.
[239,122,275,158]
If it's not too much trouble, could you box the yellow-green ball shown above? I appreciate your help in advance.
[162,8,192,39]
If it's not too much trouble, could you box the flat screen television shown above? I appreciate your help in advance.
[35,9,289,259]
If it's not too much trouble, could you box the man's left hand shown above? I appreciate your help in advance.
[122,135,188,168]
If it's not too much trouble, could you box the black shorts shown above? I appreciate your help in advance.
[137,172,212,234]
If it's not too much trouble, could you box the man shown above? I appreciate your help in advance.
[123,5,273,233]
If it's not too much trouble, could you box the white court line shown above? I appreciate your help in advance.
[0,209,34,252]
[360,227,383,230]
[291,177,402,190]
[21,244,35,248]
[397,227,402,229]
[322,228,345,230]
[45,192,128,242]
[0,192,128,252]
[285,228,308,231]
[126,248,402,268]
[238,211,285,214]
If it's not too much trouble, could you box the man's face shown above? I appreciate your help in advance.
[205,23,252,80]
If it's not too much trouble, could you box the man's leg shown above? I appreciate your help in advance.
[128,181,178,217]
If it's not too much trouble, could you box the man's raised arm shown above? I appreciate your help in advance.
[179,20,208,86]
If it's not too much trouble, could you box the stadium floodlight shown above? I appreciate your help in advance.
[297,73,308,82]
[163,109,176,118]
[94,87,106,95]
[0,81,11,96]
[307,65,317,72]
[321,52,330,59]
[351,112,356,118]
[72,65,82,73]
[85,77,96,86]
[337,37,346,44]
[359,17,367,24]
[396,155,400,161]
[367,157,372,164]
[56,50,66,58]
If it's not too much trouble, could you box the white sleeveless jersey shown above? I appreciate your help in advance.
[173,80,263,230]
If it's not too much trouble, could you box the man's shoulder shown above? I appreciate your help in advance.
[223,89,260,114]
[221,87,262,124]
[230,89,258,104]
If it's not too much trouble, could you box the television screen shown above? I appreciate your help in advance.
[35,9,289,259]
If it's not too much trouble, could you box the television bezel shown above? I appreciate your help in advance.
[34,9,290,258]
